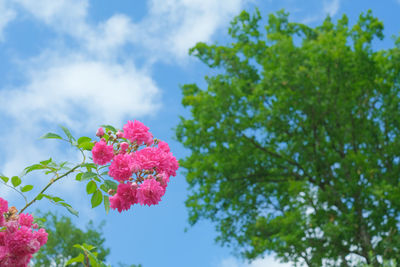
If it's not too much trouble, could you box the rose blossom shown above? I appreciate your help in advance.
[92,140,114,165]
[109,154,134,182]
[136,178,165,206]
[123,120,153,146]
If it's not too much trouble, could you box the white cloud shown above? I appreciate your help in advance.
[323,0,340,17]
[0,0,16,40]
[133,0,246,60]
[219,256,292,267]
[12,0,89,37]
[0,54,160,130]
[301,0,341,24]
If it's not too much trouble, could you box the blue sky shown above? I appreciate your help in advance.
[0,0,399,266]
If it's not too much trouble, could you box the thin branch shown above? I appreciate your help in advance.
[0,180,28,205]
[19,164,81,214]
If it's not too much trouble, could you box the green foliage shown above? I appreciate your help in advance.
[177,8,400,267]
[31,212,110,267]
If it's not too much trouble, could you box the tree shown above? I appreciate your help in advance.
[176,9,400,267]
[32,212,110,266]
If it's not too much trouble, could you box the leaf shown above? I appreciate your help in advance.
[79,141,95,151]
[75,173,83,181]
[82,172,97,180]
[104,180,118,191]
[11,176,21,187]
[66,206,79,217]
[40,132,63,140]
[78,136,91,145]
[21,185,34,192]
[86,180,97,194]
[65,253,85,265]
[100,124,117,133]
[60,125,75,141]
[91,190,103,208]
[104,196,110,214]
[40,158,52,165]
[0,175,9,183]
[100,184,107,193]
[42,194,64,203]
[24,164,46,174]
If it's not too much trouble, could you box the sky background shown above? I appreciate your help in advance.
[0,0,399,266]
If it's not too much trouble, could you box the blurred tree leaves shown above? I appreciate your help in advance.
[177,8,400,267]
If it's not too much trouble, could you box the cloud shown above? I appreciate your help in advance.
[219,256,292,267]
[12,0,89,37]
[136,0,246,60]
[301,0,341,24]
[323,0,340,17]
[0,0,16,40]
[0,54,160,130]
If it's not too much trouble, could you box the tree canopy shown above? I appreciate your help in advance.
[32,212,110,266]
[176,9,400,267]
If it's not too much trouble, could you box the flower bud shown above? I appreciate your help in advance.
[108,189,116,195]
[116,130,123,138]
[120,142,129,152]
[96,127,105,138]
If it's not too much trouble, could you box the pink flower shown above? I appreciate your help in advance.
[0,199,47,267]
[92,140,114,165]
[158,141,170,152]
[132,147,160,170]
[157,173,170,189]
[109,154,133,182]
[116,130,123,139]
[96,127,105,138]
[133,147,179,177]
[33,228,48,246]
[0,198,8,213]
[110,182,138,212]
[119,142,129,154]
[123,120,153,146]
[137,178,165,206]
[18,214,33,228]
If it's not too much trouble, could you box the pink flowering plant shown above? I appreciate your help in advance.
[0,120,179,266]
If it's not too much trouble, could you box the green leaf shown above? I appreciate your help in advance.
[78,136,91,145]
[99,184,107,193]
[104,180,118,191]
[86,180,97,194]
[103,196,110,214]
[40,158,52,165]
[82,172,97,180]
[42,194,64,203]
[82,163,96,169]
[40,132,63,140]
[91,190,103,208]
[65,253,85,265]
[11,176,21,187]
[66,206,79,217]
[76,173,83,181]
[21,185,34,192]
[24,164,46,174]
[79,141,95,151]
[60,125,75,141]
[0,175,9,183]
[100,124,117,133]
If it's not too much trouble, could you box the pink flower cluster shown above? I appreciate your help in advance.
[0,198,48,267]
[91,120,179,212]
